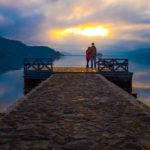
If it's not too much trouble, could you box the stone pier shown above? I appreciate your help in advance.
[0,73,150,150]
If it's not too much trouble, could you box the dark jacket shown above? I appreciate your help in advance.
[90,46,97,57]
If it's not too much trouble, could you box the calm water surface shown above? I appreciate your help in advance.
[0,56,150,112]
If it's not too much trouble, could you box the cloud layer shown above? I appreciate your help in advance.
[0,0,150,52]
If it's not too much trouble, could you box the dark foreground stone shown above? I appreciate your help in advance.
[0,73,150,150]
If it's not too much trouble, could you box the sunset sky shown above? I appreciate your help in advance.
[0,0,150,53]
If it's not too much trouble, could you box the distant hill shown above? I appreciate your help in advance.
[103,48,150,66]
[0,36,61,58]
[127,48,150,57]
[0,36,62,73]
[103,48,150,56]
[126,48,150,65]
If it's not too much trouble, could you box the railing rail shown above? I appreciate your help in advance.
[97,58,128,72]
[24,58,53,74]
[24,57,129,74]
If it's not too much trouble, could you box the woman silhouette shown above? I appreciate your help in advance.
[86,47,91,68]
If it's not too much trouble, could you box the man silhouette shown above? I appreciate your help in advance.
[90,42,97,68]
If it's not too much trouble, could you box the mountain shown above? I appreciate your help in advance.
[0,36,61,58]
[0,36,62,73]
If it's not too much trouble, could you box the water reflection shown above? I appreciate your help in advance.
[0,69,23,112]
[54,55,86,67]
[130,61,150,106]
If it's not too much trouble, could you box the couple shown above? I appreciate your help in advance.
[86,43,97,69]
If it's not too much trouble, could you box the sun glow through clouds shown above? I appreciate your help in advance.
[49,25,110,40]
[66,26,109,37]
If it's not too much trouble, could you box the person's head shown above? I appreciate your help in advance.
[92,42,95,46]
[87,47,91,50]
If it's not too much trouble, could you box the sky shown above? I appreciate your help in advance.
[0,0,150,53]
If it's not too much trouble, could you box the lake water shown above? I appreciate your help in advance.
[0,55,150,112]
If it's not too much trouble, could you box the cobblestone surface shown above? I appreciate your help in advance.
[0,73,150,150]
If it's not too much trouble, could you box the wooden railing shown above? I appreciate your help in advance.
[97,58,128,72]
[24,58,53,79]
[24,58,53,72]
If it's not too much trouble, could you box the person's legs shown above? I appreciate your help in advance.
[86,58,89,68]
[94,56,96,68]
[91,57,93,68]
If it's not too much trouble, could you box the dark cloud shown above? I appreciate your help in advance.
[0,6,45,42]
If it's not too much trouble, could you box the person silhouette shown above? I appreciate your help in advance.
[90,43,97,68]
[86,47,91,68]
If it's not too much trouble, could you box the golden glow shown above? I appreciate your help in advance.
[48,25,110,40]
[66,26,109,37]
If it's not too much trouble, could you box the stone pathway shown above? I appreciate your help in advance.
[0,73,150,150]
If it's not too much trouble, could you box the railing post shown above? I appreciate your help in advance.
[126,59,129,72]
